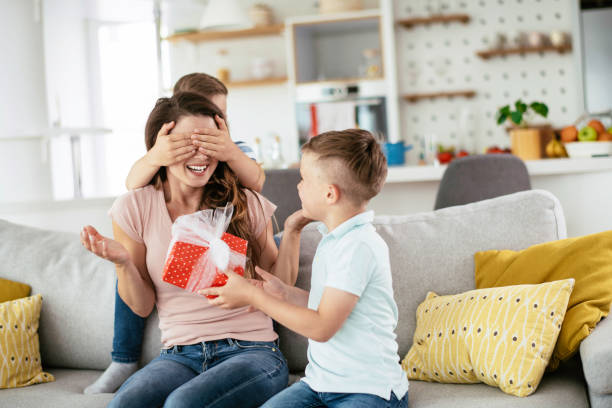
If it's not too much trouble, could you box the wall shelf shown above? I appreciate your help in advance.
[476,44,572,59]
[397,14,470,29]
[225,77,288,88]
[402,90,476,103]
[165,24,285,43]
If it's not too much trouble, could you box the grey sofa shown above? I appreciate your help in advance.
[1,189,610,407]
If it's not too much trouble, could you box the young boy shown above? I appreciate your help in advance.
[202,129,409,407]
[84,73,266,394]
[125,72,265,192]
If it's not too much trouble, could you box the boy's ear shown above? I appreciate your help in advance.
[325,183,341,204]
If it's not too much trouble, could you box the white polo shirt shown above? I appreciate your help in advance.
[302,211,409,400]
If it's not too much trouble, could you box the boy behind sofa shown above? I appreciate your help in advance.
[202,129,409,407]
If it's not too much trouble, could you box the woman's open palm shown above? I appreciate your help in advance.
[80,225,130,266]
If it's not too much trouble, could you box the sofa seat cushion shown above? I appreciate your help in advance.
[0,369,113,408]
[408,360,588,408]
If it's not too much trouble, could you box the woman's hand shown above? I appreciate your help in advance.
[146,121,197,167]
[284,209,312,234]
[191,115,241,163]
[80,225,131,266]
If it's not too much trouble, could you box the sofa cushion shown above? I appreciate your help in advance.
[0,294,55,388]
[408,357,588,408]
[0,219,118,370]
[475,230,612,369]
[278,190,567,373]
[401,280,574,397]
[0,368,113,408]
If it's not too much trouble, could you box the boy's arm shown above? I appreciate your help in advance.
[192,116,265,192]
[205,275,358,342]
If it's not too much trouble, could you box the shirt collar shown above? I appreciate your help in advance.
[317,210,374,239]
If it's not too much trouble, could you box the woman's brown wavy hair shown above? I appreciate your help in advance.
[144,92,262,277]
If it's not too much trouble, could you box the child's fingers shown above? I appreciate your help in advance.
[215,115,228,131]
[174,150,197,163]
[158,121,175,137]
[193,141,220,152]
[254,266,274,282]
[169,132,190,142]
[198,148,220,159]
[172,145,197,157]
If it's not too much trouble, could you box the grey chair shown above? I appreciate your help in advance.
[434,154,531,210]
[261,168,302,233]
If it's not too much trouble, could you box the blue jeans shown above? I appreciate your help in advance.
[261,380,408,408]
[109,338,289,408]
[112,282,145,363]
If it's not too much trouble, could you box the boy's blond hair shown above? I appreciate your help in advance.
[173,73,228,97]
[302,129,387,205]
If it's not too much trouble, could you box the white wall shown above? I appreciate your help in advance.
[0,0,52,203]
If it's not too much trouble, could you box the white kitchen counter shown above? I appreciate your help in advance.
[385,157,612,183]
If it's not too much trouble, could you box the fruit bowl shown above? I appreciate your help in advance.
[564,141,612,158]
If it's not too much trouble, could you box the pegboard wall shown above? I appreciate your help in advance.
[394,0,581,160]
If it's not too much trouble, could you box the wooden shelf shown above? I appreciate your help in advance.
[165,24,285,43]
[225,77,288,88]
[397,14,470,29]
[476,44,572,60]
[402,90,476,103]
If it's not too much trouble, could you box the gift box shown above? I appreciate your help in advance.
[161,204,247,296]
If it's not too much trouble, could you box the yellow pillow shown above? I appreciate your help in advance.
[401,279,574,397]
[475,230,612,369]
[0,294,54,388]
[0,278,31,303]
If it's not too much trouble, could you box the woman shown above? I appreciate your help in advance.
[81,92,290,407]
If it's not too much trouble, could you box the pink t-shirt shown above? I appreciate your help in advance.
[109,185,278,347]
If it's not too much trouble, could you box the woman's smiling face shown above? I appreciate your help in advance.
[166,114,218,188]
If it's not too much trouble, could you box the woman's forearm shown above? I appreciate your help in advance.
[116,261,156,317]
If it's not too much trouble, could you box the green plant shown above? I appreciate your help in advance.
[496,100,549,127]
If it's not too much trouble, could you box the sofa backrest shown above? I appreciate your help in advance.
[276,189,567,372]
[0,189,567,373]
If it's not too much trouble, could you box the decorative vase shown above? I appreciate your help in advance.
[510,125,553,160]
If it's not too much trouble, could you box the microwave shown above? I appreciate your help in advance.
[295,80,388,146]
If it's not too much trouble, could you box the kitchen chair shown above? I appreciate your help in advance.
[434,154,531,210]
[261,168,302,233]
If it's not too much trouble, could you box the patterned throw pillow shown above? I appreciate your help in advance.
[475,230,612,369]
[0,294,55,388]
[401,279,574,397]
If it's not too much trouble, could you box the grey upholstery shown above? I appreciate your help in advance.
[0,190,605,407]
[580,315,612,408]
[261,168,302,232]
[434,154,531,210]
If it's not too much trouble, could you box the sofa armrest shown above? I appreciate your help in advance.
[580,315,612,395]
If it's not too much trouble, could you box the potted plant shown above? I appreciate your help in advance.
[496,100,550,160]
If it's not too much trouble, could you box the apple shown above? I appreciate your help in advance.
[578,126,598,142]
[437,151,454,164]
[598,132,612,141]
[587,119,606,135]
[560,126,578,143]
[608,127,612,134]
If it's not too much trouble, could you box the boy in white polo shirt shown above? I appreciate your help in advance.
[202,129,409,407]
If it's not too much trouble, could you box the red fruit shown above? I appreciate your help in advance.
[588,120,606,135]
[456,150,469,158]
[560,126,578,143]
[486,146,502,154]
[437,152,454,164]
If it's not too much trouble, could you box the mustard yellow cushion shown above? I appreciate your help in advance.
[401,279,574,397]
[475,230,612,369]
[0,294,54,388]
[0,278,31,303]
